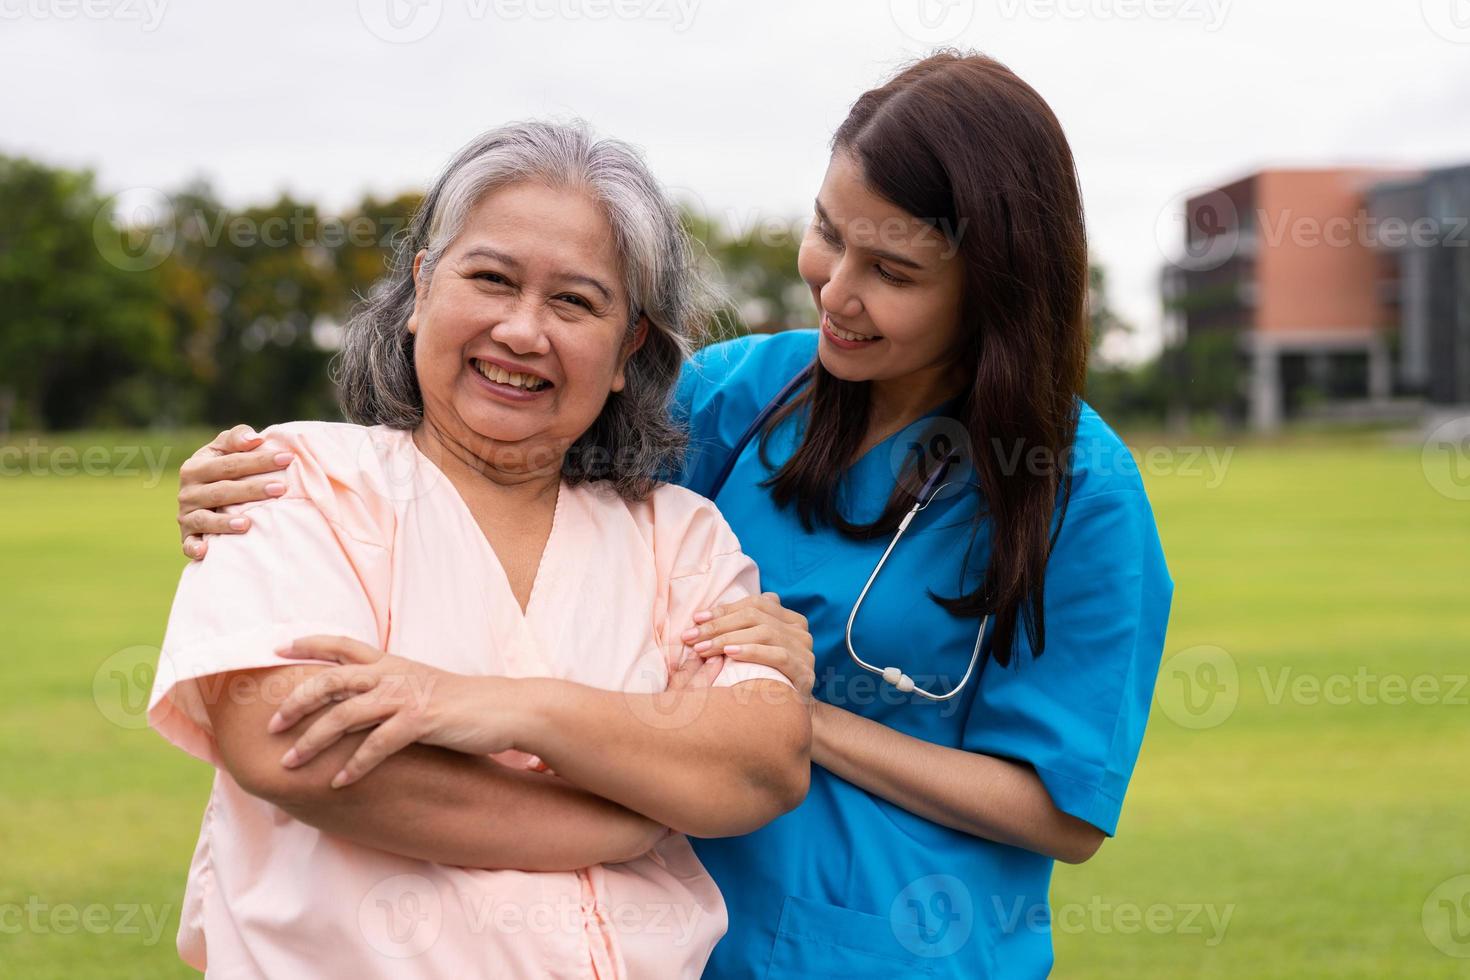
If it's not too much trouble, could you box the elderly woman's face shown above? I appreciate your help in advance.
[408,181,639,466]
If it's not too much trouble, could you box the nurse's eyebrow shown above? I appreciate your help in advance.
[813,199,926,271]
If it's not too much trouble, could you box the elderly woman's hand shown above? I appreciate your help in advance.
[679,592,816,701]
[269,635,522,788]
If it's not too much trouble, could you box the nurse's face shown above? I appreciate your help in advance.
[797,150,966,388]
[408,181,641,468]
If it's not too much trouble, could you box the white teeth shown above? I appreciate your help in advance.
[475,360,547,391]
[830,324,877,342]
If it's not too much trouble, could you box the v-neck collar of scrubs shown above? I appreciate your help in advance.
[836,394,966,525]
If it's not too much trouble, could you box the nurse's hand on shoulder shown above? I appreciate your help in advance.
[664,651,726,692]
[177,424,293,560]
[680,593,816,701]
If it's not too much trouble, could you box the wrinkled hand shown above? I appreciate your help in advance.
[679,592,815,701]
[269,635,519,788]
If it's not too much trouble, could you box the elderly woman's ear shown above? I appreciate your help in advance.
[406,248,430,335]
[611,315,650,393]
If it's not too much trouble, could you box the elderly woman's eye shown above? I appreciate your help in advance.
[556,293,592,310]
[474,271,510,286]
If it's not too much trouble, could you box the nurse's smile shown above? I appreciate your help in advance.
[819,312,881,349]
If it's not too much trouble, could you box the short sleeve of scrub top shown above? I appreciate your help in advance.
[961,454,1173,835]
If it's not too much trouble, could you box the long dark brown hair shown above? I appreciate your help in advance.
[760,51,1090,668]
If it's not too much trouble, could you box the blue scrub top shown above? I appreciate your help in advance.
[670,330,1174,980]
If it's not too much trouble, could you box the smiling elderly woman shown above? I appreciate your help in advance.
[146,121,810,980]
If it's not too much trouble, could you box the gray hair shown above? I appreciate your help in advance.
[334,119,716,499]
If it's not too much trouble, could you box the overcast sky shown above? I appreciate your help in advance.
[4,0,1468,359]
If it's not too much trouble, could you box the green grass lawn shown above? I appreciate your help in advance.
[2,429,1467,978]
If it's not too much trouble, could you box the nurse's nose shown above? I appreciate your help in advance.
[819,261,864,321]
[489,303,552,357]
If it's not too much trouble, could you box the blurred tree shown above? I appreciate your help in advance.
[1084,261,1168,426]
[330,191,422,308]
[1161,328,1243,426]
[1088,263,1132,360]
[0,156,171,431]
[682,207,808,342]
[160,189,343,425]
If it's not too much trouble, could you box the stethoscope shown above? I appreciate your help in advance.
[705,361,989,703]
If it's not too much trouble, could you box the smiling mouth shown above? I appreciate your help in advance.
[471,358,552,392]
[829,323,879,342]
[823,316,881,343]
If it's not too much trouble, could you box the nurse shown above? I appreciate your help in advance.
[175,52,1172,979]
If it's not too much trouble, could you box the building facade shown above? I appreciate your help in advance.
[1163,167,1423,430]
[1366,164,1470,407]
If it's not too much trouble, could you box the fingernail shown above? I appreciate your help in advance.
[692,611,712,624]
[229,517,248,531]
[188,542,202,557]
[266,712,283,733]
[273,452,294,466]
[680,627,699,642]
[243,427,259,440]
[265,482,286,496]
[280,748,299,768]
[693,640,712,653]
[331,770,349,789]
[723,645,741,655]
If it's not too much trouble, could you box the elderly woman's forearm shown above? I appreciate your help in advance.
[206,667,659,871]
[274,743,662,870]
[510,678,811,838]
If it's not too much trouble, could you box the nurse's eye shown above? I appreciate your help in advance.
[816,222,842,249]
[875,263,908,285]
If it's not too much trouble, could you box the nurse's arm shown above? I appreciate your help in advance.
[809,702,1106,864]
[203,665,667,872]
[511,678,811,840]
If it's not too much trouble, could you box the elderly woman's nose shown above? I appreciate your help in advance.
[489,305,553,356]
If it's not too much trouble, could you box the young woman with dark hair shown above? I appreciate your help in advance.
[174,52,1172,979]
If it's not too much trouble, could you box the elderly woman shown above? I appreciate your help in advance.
[147,121,811,979]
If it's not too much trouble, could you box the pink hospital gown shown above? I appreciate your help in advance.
[148,421,789,979]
